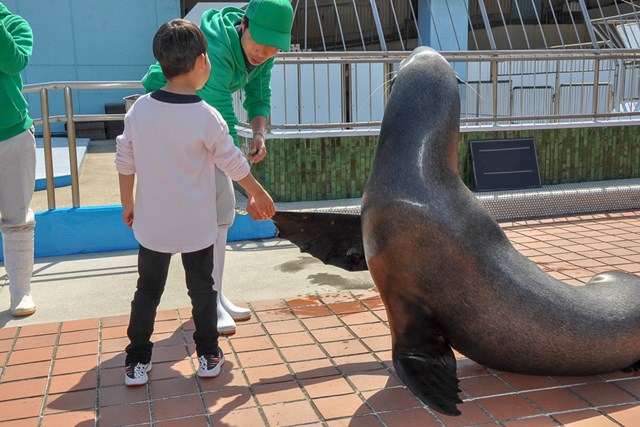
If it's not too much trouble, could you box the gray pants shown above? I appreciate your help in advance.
[0,128,37,315]
[215,166,235,227]
[0,128,36,235]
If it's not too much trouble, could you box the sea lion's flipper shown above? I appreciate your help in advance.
[393,342,462,416]
[622,360,640,372]
[272,211,368,271]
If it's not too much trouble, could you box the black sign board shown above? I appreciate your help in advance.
[470,138,541,192]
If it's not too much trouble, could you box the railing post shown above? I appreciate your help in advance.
[554,59,561,122]
[341,63,351,126]
[491,59,498,121]
[39,88,56,210]
[64,86,81,208]
[593,57,601,118]
[297,62,303,126]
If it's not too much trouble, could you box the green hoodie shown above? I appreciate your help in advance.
[0,3,33,141]
[141,7,273,147]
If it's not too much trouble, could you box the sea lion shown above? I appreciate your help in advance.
[272,47,640,416]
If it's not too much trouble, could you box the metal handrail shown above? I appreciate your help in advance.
[23,81,143,210]
[23,50,640,210]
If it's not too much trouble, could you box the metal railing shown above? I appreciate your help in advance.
[23,49,640,210]
[22,81,142,210]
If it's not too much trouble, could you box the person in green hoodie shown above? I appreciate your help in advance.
[141,0,294,335]
[0,2,37,317]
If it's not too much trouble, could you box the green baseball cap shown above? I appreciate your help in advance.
[245,0,294,52]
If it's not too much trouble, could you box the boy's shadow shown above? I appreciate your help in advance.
[45,321,234,425]
[44,318,399,426]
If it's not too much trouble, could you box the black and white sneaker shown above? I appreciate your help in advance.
[197,349,225,378]
[124,361,152,386]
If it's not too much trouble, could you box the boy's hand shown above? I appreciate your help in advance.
[246,192,275,221]
[122,203,134,227]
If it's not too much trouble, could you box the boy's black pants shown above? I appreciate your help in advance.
[125,244,218,365]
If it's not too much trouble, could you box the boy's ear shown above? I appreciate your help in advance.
[196,53,206,69]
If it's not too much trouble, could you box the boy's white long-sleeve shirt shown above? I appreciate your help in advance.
[115,92,250,253]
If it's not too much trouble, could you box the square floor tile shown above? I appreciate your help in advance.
[60,318,99,333]
[99,384,149,407]
[361,388,421,412]
[301,375,355,398]
[98,401,150,426]
[58,329,98,345]
[52,354,97,375]
[244,364,293,385]
[601,403,640,426]
[0,377,47,401]
[570,382,638,406]
[152,394,206,421]
[48,371,97,394]
[0,396,43,422]
[280,344,326,363]
[150,376,199,400]
[42,410,94,427]
[347,369,400,391]
[378,408,442,427]
[18,323,59,338]
[209,407,266,426]
[262,400,320,425]
[313,394,371,419]
[230,335,273,353]
[44,389,96,414]
[6,346,53,366]
[270,331,314,348]
[203,387,256,412]
[253,381,307,405]
[322,339,369,358]
[460,375,514,398]
[552,409,619,426]
[476,394,543,421]
[263,319,304,335]
[236,348,283,368]
[1,360,51,381]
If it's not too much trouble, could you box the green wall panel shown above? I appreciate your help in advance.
[241,124,640,202]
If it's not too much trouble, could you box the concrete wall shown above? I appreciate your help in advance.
[5,0,180,133]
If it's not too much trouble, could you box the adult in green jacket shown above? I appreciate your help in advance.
[0,2,37,317]
[141,0,294,335]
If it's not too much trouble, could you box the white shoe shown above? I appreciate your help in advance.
[10,294,36,317]
[197,349,225,378]
[124,361,152,386]
[217,298,236,335]
[220,292,251,321]
[4,230,36,317]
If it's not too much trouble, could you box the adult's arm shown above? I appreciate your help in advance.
[140,62,167,93]
[0,15,33,76]
[243,58,273,122]
[200,55,241,146]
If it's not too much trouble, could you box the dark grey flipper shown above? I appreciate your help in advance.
[394,344,462,416]
[272,211,367,271]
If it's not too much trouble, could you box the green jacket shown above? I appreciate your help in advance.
[142,7,273,147]
[0,3,33,141]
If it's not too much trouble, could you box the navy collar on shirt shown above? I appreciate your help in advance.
[151,90,201,104]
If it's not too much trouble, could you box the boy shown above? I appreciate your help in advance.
[115,19,275,386]
[142,0,295,335]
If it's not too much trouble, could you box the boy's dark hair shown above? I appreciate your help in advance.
[153,19,208,80]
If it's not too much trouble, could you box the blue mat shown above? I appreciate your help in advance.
[35,137,90,190]
[0,206,277,262]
